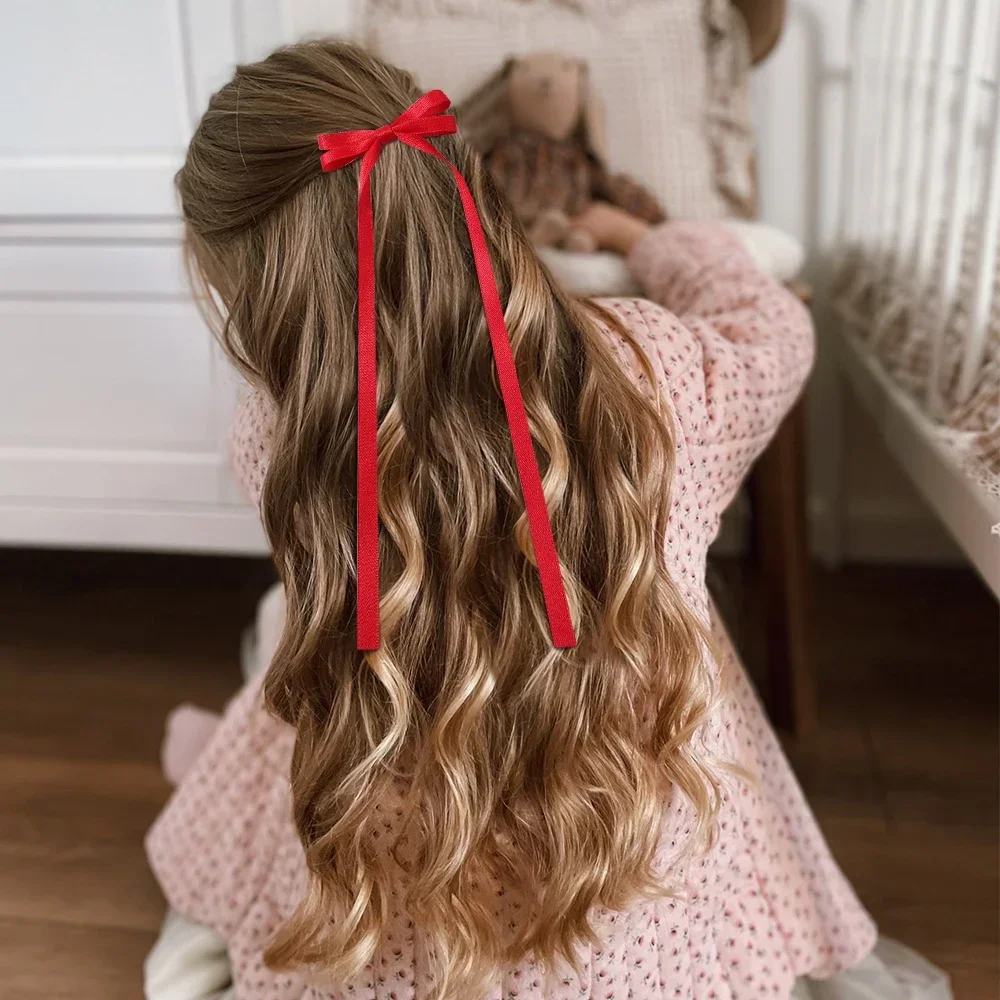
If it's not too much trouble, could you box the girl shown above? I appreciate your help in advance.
[146,38,934,1000]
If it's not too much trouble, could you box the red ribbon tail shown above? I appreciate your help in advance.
[355,145,382,650]
[321,94,576,651]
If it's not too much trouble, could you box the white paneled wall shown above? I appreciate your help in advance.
[1,2,188,217]
[0,1,279,553]
[0,0,368,554]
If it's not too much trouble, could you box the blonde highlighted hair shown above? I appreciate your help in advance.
[178,38,718,1000]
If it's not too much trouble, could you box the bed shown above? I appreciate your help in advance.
[833,0,1000,596]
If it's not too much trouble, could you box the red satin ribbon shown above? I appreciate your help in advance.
[317,90,576,651]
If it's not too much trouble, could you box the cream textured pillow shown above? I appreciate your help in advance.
[361,0,755,220]
[536,249,641,298]
[537,221,803,299]
[719,220,804,281]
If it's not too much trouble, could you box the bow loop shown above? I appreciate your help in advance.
[317,90,457,174]
[316,91,576,652]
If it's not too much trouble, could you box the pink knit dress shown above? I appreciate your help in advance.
[147,222,878,1000]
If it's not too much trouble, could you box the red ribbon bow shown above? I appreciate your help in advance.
[317,90,576,652]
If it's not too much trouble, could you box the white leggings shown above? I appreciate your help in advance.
[144,909,233,1000]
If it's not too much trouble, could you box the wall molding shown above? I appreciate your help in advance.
[0,501,267,556]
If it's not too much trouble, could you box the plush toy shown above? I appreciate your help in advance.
[457,52,666,255]
[733,0,786,63]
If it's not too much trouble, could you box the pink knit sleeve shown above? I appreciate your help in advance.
[625,220,815,514]
[230,389,277,507]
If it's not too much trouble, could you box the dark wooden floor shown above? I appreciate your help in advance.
[0,550,996,999]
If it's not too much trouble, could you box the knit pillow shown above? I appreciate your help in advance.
[536,221,803,300]
[360,0,756,220]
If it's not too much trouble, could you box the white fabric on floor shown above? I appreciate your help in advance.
[790,939,951,1000]
[144,908,233,1000]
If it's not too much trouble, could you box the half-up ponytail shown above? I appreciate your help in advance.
[179,38,719,1000]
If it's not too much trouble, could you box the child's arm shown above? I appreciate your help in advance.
[625,220,815,514]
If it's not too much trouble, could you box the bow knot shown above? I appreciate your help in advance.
[373,123,395,144]
[316,91,576,652]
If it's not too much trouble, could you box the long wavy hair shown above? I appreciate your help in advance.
[178,39,719,1000]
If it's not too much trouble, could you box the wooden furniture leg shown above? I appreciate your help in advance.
[748,398,817,739]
